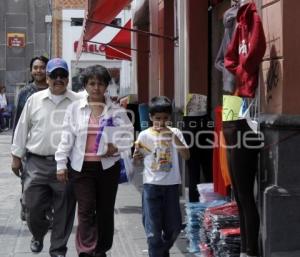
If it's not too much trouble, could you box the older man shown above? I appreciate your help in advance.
[11,58,79,257]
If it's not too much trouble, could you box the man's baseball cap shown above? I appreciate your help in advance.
[46,58,69,73]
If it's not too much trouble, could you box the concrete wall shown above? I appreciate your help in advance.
[0,0,50,104]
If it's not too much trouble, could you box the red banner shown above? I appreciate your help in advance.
[74,41,105,54]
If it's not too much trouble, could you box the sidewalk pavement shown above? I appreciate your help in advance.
[0,132,194,257]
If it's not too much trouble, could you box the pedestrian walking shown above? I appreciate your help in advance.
[12,55,49,221]
[133,96,190,257]
[13,56,49,131]
[11,58,79,257]
[55,64,134,257]
[0,85,9,131]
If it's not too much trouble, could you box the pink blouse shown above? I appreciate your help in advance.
[84,115,101,162]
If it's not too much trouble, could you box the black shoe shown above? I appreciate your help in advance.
[94,253,107,257]
[164,251,170,257]
[30,237,43,253]
[79,253,93,257]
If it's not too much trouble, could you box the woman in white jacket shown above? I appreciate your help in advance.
[55,65,133,257]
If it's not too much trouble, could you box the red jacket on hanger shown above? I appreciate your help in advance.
[224,2,266,98]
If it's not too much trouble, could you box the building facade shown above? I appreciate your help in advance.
[0,0,51,104]
[52,0,85,57]
[132,1,300,256]
[53,0,132,96]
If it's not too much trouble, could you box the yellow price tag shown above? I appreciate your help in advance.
[222,95,243,121]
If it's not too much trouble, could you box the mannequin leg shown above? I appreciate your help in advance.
[223,119,261,256]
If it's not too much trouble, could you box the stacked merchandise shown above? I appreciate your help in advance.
[218,228,241,257]
[185,200,228,255]
[200,202,240,257]
[185,202,208,254]
[185,184,228,255]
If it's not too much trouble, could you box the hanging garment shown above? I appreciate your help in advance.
[219,131,231,187]
[225,2,266,98]
[215,5,239,93]
[213,106,230,196]
[127,103,141,133]
[183,115,213,202]
[138,103,150,131]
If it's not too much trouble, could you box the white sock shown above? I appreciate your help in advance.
[240,253,247,257]
[247,255,257,257]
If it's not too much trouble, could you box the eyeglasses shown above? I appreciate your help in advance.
[48,70,69,80]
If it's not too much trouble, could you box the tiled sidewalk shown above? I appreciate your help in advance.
[0,132,193,257]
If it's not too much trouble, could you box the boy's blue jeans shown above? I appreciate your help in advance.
[142,184,182,257]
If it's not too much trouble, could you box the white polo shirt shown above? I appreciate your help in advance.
[11,88,80,157]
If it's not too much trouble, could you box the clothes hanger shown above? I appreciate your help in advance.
[239,0,253,7]
[231,0,239,7]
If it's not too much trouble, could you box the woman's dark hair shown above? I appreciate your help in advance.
[29,56,49,71]
[149,96,172,115]
[81,65,111,87]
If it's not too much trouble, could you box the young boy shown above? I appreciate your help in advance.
[133,96,190,257]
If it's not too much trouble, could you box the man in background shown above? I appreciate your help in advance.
[12,56,49,221]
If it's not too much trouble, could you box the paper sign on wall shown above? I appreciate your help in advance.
[222,95,243,121]
[184,93,207,116]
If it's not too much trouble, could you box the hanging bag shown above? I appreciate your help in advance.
[93,113,134,183]
[118,150,134,184]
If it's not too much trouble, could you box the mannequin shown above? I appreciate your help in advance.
[223,118,261,257]
[220,1,265,257]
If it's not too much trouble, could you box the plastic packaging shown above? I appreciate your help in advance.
[197,183,228,203]
[185,200,228,253]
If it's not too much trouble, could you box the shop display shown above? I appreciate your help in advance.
[185,200,228,254]
[200,202,240,257]
[213,1,266,256]
[224,2,266,98]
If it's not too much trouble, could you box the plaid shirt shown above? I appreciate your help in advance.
[13,83,40,132]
